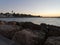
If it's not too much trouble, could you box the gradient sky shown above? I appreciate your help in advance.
[0,0,60,16]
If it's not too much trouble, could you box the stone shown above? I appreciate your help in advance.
[44,36,60,45]
[12,29,46,45]
[40,23,60,36]
[0,21,6,25]
[0,35,19,45]
[0,25,21,39]
[8,21,17,25]
[17,22,41,30]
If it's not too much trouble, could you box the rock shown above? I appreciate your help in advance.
[8,21,17,25]
[0,21,6,25]
[17,22,41,30]
[0,25,21,39]
[40,23,60,36]
[0,35,19,45]
[40,23,60,45]
[40,23,49,33]
[12,29,46,45]
[44,36,60,45]
[48,29,60,36]
[47,25,60,36]
[0,21,60,45]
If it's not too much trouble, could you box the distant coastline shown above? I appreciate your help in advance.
[0,12,42,18]
[0,12,60,18]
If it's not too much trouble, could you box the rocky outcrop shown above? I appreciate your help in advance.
[0,21,6,25]
[16,22,41,30]
[0,35,19,45]
[12,29,46,45]
[0,25,21,39]
[0,21,60,45]
[8,21,17,25]
[44,36,60,45]
[40,23,60,37]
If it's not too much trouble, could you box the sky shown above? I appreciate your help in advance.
[0,0,60,16]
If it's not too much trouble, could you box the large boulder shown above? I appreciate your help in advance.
[0,25,21,39]
[44,36,60,45]
[12,29,46,45]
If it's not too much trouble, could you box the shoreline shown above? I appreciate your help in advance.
[0,17,60,18]
[0,21,60,45]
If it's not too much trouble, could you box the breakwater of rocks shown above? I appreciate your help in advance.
[0,21,60,45]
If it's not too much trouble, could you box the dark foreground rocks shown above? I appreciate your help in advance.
[0,35,19,45]
[44,36,60,45]
[0,25,21,39]
[12,29,46,45]
[0,21,60,45]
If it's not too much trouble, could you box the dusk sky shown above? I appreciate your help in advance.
[0,0,60,16]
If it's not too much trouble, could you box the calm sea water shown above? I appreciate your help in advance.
[0,18,60,26]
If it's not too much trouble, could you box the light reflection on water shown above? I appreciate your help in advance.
[0,18,60,26]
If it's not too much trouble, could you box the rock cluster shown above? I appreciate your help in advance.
[0,21,60,45]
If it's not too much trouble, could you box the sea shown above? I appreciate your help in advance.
[0,18,60,26]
